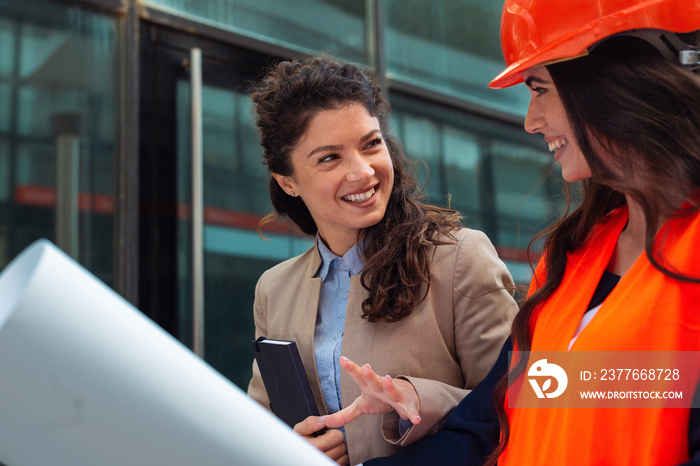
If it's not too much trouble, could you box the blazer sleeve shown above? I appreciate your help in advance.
[383,229,517,446]
[246,272,271,410]
[365,337,509,466]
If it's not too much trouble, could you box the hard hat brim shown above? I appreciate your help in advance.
[488,51,590,89]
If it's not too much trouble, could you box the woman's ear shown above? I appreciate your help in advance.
[272,173,298,197]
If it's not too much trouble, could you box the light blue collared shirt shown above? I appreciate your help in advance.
[314,237,364,417]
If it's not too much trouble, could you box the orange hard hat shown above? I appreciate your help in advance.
[489,0,700,89]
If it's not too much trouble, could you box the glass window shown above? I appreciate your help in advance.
[0,84,9,133]
[391,112,485,227]
[443,127,481,220]
[385,0,530,118]
[176,82,271,217]
[0,139,8,201]
[0,1,118,286]
[0,17,13,78]
[141,0,368,64]
[491,141,562,254]
[390,93,565,284]
[391,112,442,204]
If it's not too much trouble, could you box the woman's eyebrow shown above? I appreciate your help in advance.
[525,76,549,88]
[360,129,381,143]
[307,144,342,158]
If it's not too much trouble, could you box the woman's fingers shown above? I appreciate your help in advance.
[383,378,421,424]
[320,399,364,428]
[310,429,346,458]
[294,420,349,466]
[338,356,369,388]
[294,415,328,437]
[327,443,349,466]
[380,374,401,398]
[340,356,388,397]
[360,363,385,394]
[334,356,422,427]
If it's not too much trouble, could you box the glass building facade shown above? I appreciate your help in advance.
[0,0,564,389]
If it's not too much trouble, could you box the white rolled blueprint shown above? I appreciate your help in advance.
[0,239,334,466]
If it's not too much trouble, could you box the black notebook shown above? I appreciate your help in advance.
[252,337,321,429]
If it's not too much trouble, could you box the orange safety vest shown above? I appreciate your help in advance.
[500,206,700,466]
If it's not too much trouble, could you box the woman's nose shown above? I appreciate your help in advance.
[524,99,543,134]
[346,154,374,182]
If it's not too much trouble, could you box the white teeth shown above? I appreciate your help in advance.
[548,139,567,152]
[343,187,375,203]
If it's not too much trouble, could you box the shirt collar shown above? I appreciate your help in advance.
[316,235,365,279]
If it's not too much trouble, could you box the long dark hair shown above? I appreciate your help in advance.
[489,36,700,463]
[251,55,462,322]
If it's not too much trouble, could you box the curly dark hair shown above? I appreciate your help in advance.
[251,55,462,322]
[488,36,700,464]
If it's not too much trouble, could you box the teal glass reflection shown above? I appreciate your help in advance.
[143,0,368,64]
[491,141,562,253]
[390,94,565,284]
[176,81,269,217]
[392,112,443,203]
[0,17,13,78]
[0,140,8,201]
[391,106,485,229]
[0,0,118,285]
[0,84,9,133]
[385,0,530,117]
[443,127,481,215]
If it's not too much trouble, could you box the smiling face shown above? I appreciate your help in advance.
[522,66,593,183]
[273,103,394,255]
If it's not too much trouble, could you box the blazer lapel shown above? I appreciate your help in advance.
[291,248,326,412]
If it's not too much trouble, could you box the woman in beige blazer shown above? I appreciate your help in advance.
[246,55,517,466]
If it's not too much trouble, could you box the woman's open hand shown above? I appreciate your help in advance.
[321,356,421,429]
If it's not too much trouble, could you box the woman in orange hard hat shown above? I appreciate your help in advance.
[487,0,700,464]
[320,0,700,464]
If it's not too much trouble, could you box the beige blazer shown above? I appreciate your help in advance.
[247,228,517,465]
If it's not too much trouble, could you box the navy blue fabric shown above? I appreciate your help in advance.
[682,384,700,465]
